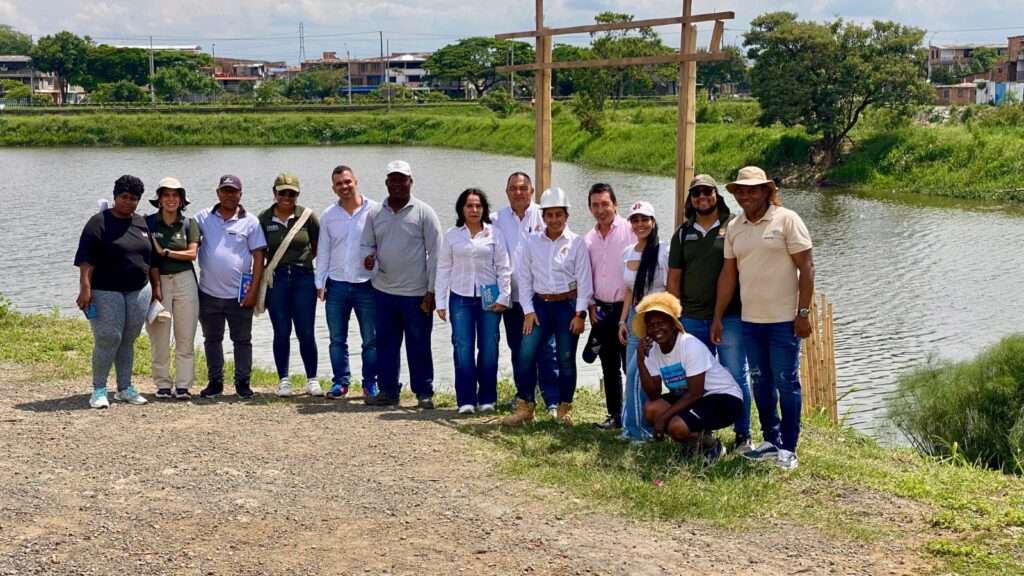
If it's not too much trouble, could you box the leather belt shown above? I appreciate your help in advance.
[536,289,577,302]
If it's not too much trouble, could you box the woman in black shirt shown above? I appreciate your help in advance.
[74,175,153,409]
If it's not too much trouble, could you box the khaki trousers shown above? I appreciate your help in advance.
[147,271,199,390]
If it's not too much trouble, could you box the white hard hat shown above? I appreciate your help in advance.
[539,187,570,210]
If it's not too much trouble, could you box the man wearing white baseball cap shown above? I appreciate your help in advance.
[712,165,815,471]
[361,160,443,409]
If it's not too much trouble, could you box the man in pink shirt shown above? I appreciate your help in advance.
[584,183,637,429]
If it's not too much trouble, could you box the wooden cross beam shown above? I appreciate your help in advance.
[495,0,734,228]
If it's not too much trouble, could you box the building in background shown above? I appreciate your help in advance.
[0,54,86,104]
[211,57,286,92]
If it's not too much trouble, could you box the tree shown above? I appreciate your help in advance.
[80,45,212,91]
[929,66,958,85]
[90,80,147,103]
[424,37,534,97]
[0,25,33,55]
[284,68,347,101]
[0,79,31,102]
[254,79,287,104]
[967,46,1000,75]
[744,12,932,166]
[30,31,91,105]
[696,46,748,98]
[589,12,674,101]
[151,66,220,103]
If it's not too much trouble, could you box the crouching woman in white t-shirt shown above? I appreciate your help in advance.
[634,292,743,462]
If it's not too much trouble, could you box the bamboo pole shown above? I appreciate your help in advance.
[800,293,837,423]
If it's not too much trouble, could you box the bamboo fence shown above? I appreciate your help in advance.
[799,293,838,423]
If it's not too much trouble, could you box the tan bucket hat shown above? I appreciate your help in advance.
[631,292,684,338]
[726,166,778,194]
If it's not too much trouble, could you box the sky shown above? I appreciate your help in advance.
[2,0,1022,63]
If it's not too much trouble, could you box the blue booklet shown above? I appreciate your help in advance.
[239,272,253,303]
[479,283,500,310]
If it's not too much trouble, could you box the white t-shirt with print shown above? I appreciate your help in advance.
[644,332,742,399]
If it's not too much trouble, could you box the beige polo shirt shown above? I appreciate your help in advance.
[724,205,812,323]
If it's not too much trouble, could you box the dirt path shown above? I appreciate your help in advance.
[0,373,927,576]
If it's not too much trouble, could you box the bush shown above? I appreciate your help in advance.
[568,92,604,136]
[890,335,1024,474]
[479,88,517,118]
[90,80,148,104]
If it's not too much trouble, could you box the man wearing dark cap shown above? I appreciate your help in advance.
[194,175,268,399]
[361,160,442,409]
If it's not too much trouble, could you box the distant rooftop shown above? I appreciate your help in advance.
[107,44,203,52]
[930,43,1006,50]
[0,55,32,62]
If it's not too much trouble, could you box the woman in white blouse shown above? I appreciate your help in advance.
[435,188,512,415]
[616,201,669,440]
[502,187,593,427]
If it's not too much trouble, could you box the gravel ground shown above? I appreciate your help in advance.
[0,373,929,576]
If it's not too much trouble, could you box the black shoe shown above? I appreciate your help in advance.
[174,388,192,400]
[592,415,622,430]
[365,393,399,407]
[702,439,726,464]
[155,388,173,400]
[199,385,223,399]
[236,386,255,399]
[581,333,601,364]
[416,396,435,410]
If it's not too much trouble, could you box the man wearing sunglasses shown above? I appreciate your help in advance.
[666,174,752,454]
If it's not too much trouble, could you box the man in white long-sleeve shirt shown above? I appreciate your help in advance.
[492,172,561,413]
[316,165,379,400]
[503,187,593,426]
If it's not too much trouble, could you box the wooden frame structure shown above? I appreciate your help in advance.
[496,0,734,227]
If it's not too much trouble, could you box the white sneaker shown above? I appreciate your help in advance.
[307,378,324,397]
[478,403,496,413]
[776,449,799,471]
[276,378,292,397]
[735,437,754,456]
[457,404,475,415]
[113,387,147,405]
[89,389,110,409]
[548,406,559,418]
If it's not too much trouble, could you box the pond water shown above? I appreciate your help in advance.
[2,146,1022,441]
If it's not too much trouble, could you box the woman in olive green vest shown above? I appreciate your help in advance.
[258,173,322,397]
[146,177,200,399]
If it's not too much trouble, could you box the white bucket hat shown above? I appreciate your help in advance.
[539,187,570,210]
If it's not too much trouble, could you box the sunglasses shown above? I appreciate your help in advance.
[689,187,716,198]
[276,189,299,198]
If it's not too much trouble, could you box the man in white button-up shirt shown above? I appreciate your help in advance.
[492,172,561,412]
[504,187,593,427]
[316,165,379,399]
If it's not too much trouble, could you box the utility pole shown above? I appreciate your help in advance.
[149,36,156,104]
[378,31,385,98]
[508,46,515,97]
[211,43,216,77]
[299,22,306,63]
[346,46,352,106]
[386,39,392,110]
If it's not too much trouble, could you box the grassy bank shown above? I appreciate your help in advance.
[5,107,1023,202]
[3,298,1023,573]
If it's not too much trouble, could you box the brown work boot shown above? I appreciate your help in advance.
[556,402,573,426]
[500,399,535,426]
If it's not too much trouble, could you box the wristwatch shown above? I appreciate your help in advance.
[576,311,587,320]
[797,307,811,318]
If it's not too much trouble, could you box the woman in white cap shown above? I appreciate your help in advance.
[145,177,200,399]
[435,188,512,415]
[502,187,593,426]
[616,200,669,441]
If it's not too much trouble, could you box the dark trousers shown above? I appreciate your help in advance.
[199,290,254,390]
[593,300,626,420]
[266,266,318,379]
[517,298,580,404]
[374,289,434,399]
[502,302,560,407]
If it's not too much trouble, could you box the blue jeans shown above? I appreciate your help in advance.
[622,306,652,440]
[375,289,433,399]
[324,279,377,389]
[448,292,500,407]
[516,298,580,405]
[266,266,318,379]
[502,302,560,407]
[743,321,802,451]
[682,315,751,438]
